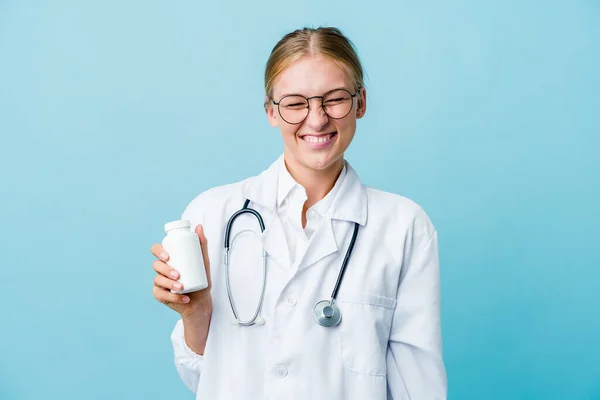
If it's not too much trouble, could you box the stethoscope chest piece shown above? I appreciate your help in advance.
[313,300,342,327]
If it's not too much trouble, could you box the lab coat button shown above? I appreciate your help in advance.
[286,297,297,307]
[274,364,288,378]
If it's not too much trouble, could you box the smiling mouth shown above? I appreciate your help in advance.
[300,132,337,143]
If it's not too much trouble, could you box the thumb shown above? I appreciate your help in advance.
[195,224,208,254]
[194,224,211,282]
[195,224,205,242]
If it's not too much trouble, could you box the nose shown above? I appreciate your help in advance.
[304,98,329,130]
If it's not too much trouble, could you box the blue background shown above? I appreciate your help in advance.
[1,1,598,399]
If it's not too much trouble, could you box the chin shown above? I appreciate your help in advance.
[300,152,342,171]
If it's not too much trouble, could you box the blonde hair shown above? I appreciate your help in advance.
[264,27,364,99]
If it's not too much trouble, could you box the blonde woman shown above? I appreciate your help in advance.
[151,27,447,399]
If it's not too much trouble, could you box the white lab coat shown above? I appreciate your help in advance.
[170,155,447,400]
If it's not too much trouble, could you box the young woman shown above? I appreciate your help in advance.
[151,26,447,399]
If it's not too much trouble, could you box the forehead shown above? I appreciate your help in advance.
[272,55,353,98]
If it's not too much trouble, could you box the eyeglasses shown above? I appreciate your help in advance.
[271,88,360,125]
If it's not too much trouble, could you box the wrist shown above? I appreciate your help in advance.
[181,303,212,356]
[182,296,212,320]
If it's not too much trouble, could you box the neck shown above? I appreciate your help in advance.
[283,154,344,209]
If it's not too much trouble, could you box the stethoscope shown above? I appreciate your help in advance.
[224,199,359,328]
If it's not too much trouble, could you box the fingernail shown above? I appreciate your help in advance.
[169,270,178,279]
[182,296,190,303]
[173,282,183,290]
[160,252,169,260]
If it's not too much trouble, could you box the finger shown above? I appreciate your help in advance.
[154,274,184,292]
[152,285,190,304]
[152,260,180,280]
[150,243,169,261]
[195,224,212,286]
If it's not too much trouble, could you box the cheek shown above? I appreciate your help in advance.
[333,118,356,139]
[279,123,300,140]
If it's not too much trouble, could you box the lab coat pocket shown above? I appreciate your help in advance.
[338,292,397,376]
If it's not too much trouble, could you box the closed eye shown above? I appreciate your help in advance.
[284,103,308,108]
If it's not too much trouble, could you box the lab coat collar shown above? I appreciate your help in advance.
[328,161,367,226]
[242,154,367,271]
[242,156,281,212]
[243,154,367,226]
[310,163,346,219]
[296,160,367,270]
[241,156,289,268]
[276,158,300,208]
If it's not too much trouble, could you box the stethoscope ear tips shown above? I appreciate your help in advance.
[255,316,265,326]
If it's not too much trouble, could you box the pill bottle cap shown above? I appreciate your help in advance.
[164,220,191,232]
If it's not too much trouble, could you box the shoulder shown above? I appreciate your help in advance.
[180,155,282,221]
[363,185,436,243]
[180,180,245,221]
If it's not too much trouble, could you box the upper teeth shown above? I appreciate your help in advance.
[304,135,331,143]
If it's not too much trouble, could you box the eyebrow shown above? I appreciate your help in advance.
[276,86,350,99]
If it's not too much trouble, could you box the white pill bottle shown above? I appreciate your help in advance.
[162,220,208,294]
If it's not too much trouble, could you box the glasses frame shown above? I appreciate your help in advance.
[271,88,360,125]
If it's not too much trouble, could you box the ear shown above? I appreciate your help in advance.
[265,95,279,127]
[355,87,367,119]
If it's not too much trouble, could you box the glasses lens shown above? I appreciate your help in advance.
[279,95,309,124]
[323,89,353,119]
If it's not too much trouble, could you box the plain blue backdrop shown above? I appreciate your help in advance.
[1,1,598,399]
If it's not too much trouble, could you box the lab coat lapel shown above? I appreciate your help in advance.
[298,162,368,271]
[242,156,292,269]
[297,217,338,270]
[260,213,291,269]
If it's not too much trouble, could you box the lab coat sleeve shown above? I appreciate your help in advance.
[386,213,447,399]
[171,318,204,393]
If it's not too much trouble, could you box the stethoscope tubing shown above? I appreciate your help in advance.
[224,199,359,327]
[224,199,267,326]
